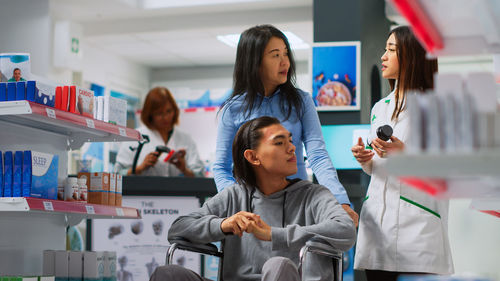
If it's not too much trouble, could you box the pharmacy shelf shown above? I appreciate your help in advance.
[0,197,140,220]
[386,151,500,178]
[386,152,500,218]
[0,197,141,276]
[390,0,500,56]
[0,100,141,149]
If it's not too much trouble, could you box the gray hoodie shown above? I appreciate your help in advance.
[168,179,356,281]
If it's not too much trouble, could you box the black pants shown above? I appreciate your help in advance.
[365,269,430,281]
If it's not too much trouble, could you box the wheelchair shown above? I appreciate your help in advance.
[166,236,345,281]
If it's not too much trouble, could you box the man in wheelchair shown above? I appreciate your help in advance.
[151,116,357,281]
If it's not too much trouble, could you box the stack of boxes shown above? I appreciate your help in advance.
[1,150,58,200]
[43,250,116,281]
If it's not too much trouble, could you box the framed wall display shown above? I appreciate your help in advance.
[311,41,361,111]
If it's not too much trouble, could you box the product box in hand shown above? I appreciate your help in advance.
[34,81,56,107]
[83,251,105,281]
[69,86,94,117]
[26,151,59,200]
[89,172,109,205]
[103,96,127,126]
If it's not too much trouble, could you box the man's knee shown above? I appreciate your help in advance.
[262,257,300,281]
[150,265,201,281]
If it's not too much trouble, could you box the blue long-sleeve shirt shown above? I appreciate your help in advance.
[212,88,350,205]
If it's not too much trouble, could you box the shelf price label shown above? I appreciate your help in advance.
[43,201,54,211]
[46,108,56,119]
[118,127,127,137]
[86,119,95,129]
[116,208,125,216]
[85,205,95,215]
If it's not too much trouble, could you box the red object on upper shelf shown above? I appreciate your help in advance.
[390,0,444,53]
[0,100,141,144]
[399,177,447,196]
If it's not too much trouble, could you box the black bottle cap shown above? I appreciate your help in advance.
[376,125,393,141]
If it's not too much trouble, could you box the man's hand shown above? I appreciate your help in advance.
[342,204,359,227]
[220,211,260,237]
[246,216,271,241]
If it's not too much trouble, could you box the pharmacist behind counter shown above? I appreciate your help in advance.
[116,87,205,178]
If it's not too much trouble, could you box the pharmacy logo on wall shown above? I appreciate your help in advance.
[71,37,80,54]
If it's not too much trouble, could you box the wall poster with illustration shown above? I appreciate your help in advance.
[311,41,361,111]
[92,196,201,281]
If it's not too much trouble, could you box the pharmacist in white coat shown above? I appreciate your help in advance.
[116,87,205,177]
[351,26,453,281]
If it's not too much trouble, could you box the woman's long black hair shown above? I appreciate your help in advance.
[388,26,438,121]
[220,24,303,121]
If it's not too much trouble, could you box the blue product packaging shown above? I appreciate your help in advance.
[0,150,3,196]
[16,81,26,100]
[7,82,16,101]
[3,151,13,197]
[26,81,36,101]
[30,151,58,199]
[22,150,32,197]
[34,82,56,107]
[0,83,6,101]
[13,151,22,197]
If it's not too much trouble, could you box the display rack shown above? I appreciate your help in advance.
[387,0,500,218]
[0,100,142,276]
[0,100,141,149]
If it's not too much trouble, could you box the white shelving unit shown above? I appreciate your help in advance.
[387,0,500,219]
[0,100,142,276]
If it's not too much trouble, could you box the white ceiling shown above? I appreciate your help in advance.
[50,0,313,68]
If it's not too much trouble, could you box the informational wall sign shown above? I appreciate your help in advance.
[92,196,200,281]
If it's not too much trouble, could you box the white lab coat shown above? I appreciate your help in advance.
[116,125,205,177]
[354,92,454,274]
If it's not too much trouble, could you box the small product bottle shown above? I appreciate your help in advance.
[64,177,79,201]
[77,178,88,202]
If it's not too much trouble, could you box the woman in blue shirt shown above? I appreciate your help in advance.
[213,24,358,225]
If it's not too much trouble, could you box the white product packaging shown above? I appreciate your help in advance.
[103,251,117,281]
[115,174,123,207]
[84,251,105,281]
[77,177,88,202]
[68,251,83,280]
[103,96,127,126]
[97,96,104,121]
[64,177,79,201]
[43,250,55,276]
[55,250,69,281]
[108,173,116,206]
[93,96,98,119]
[73,86,95,117]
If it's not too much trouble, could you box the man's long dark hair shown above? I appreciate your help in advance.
[221,24,303,121]
[232,116,281,189]
[388,26,438,121]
